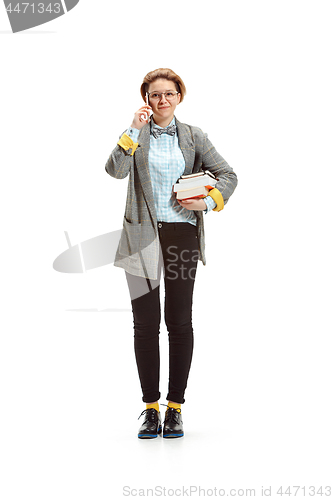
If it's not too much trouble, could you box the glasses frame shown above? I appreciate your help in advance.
[147,91,179,101]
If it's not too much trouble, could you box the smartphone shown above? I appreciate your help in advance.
[140,92,151,122]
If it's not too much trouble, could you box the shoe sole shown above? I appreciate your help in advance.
[138,426,162,439]
[163,433,184,438]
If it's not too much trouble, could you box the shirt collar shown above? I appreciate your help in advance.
[150,116,176,130]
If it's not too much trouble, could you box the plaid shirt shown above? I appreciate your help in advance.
[127,118,216,225]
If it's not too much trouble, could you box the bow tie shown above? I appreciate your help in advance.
[151,124,177,139]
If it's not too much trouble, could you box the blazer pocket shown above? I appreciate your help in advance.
[118,217,141,257]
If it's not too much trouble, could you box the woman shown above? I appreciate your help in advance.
[105,68,237,439]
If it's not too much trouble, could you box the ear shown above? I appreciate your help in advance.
[177,93,181,104]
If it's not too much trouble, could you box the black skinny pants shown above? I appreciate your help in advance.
[125,221,199,404]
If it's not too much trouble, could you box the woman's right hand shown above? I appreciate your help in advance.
[131,105,152,130]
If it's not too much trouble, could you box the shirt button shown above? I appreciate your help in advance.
[158,223,162,228]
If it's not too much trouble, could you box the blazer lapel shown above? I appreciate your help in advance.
[176,117,196,176]
[135,124,158,224]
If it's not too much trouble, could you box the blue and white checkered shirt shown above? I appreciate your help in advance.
[127,118,216,225]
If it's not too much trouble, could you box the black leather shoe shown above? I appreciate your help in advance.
[163,407,184,438]
[138,408,162,439]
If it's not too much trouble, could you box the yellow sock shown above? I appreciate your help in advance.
[168,401,181,412]
[146,402,159,412]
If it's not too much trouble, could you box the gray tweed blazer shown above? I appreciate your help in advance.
[105,117,237,279]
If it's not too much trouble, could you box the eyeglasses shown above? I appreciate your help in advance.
[147,91,179,101]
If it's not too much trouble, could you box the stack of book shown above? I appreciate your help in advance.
[173,171,218,200]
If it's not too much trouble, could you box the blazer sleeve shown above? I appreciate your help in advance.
[105,131,138,180]
[201,132,238,206]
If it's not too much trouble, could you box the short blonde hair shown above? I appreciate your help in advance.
[140,68,186,103]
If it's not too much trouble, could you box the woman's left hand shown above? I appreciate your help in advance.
[177,197,207,211]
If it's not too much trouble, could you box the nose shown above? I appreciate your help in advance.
[159,93,168,103]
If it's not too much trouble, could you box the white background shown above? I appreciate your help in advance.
[1,1,332,498]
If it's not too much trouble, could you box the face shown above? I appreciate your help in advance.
[147,78,181,127]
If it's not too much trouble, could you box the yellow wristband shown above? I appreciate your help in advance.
[208,188,224,212]
[117,133,139,156]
